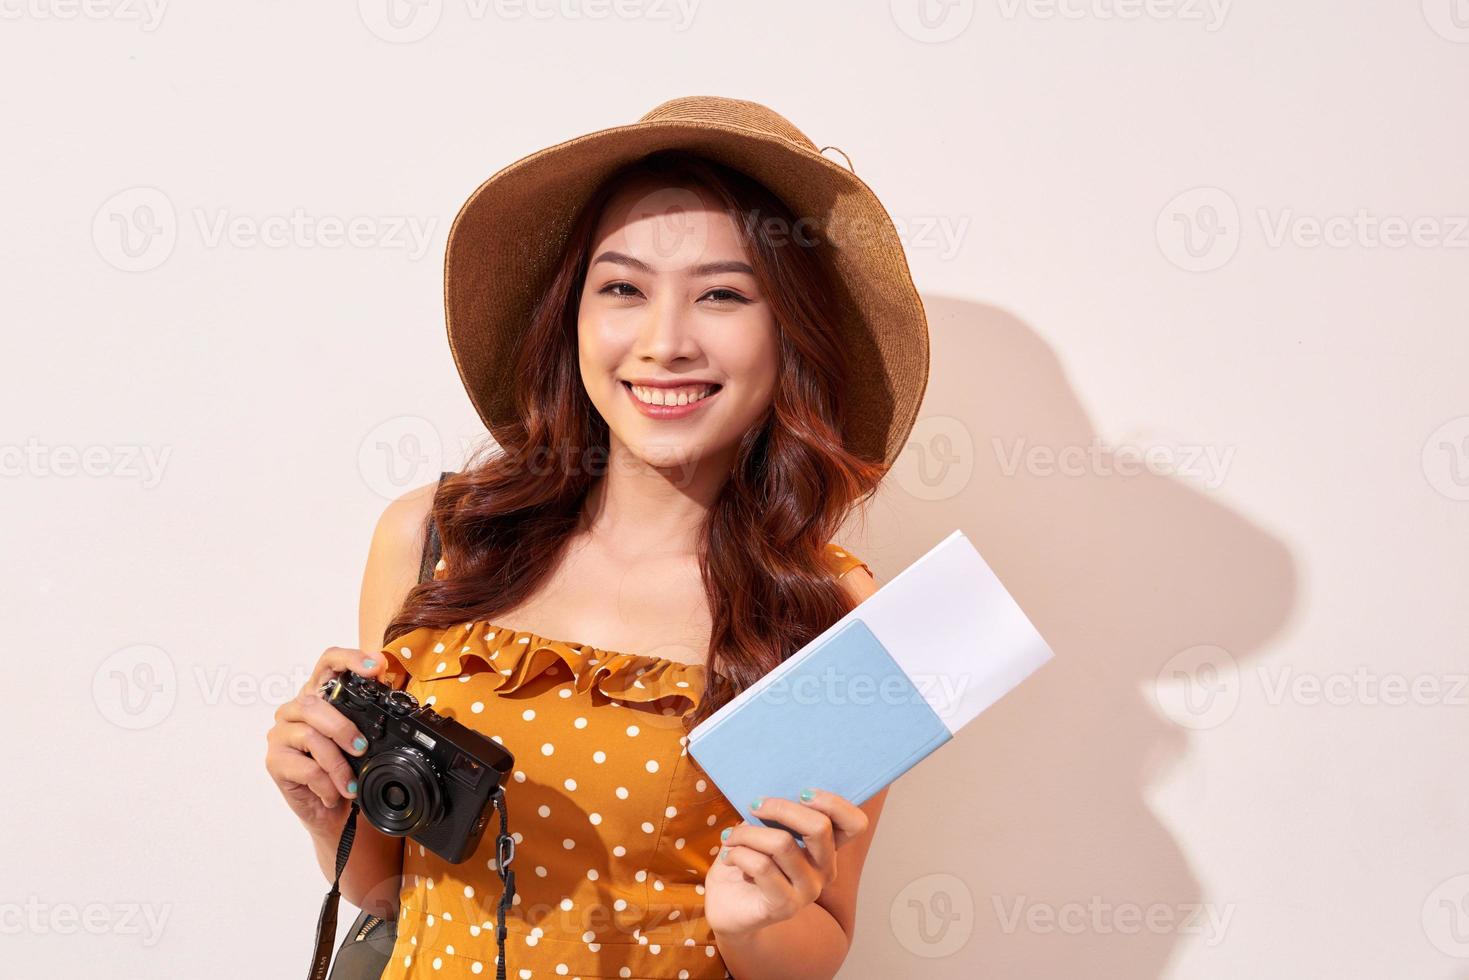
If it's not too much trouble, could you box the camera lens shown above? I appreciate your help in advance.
[358,748,443,836]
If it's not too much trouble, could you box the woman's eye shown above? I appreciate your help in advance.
[702,288,750,305]
[601,282,641,299]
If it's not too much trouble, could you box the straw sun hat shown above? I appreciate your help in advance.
[442,95,931,471]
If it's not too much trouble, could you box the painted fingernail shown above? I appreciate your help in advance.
[720,827,731,841]
[363,658,377,669]
[352,736,368,752]
[751,797,764,811]
[347,780,358,796]
[720,848,731,862]
[800,788,816,802]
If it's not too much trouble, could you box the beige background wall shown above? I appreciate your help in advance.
[5,2,1467,977]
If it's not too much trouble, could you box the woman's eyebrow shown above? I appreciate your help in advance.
[590,250,754,278]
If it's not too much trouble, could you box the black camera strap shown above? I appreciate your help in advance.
[306,800,361,980]
[306,790,517,980]
[489,786,516,980]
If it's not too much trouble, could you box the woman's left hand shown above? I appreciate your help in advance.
[703,788,870,939]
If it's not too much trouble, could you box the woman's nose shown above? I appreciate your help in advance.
[634,293,700,364]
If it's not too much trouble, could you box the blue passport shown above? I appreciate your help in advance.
[687,530,1053,838]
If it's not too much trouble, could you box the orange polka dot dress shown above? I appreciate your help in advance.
[374,543,872,980]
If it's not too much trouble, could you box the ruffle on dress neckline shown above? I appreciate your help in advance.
[380,620,708,719]
[382,541,870,719]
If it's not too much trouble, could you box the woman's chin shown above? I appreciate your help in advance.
[636,442,702,470]
[609,436,711,481]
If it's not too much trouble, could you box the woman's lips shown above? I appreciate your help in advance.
[621,381,722,420]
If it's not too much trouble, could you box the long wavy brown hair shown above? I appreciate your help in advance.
[386,149,887,732]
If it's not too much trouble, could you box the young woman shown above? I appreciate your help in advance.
[265,97,930,979]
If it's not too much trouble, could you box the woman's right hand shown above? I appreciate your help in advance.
[264,646,391,836]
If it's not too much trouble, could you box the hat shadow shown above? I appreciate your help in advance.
[842,295,1297,978]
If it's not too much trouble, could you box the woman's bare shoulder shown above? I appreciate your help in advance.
[376,480,439,545]
[359,480,441,651]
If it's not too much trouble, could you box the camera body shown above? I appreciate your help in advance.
[322,670,514,864]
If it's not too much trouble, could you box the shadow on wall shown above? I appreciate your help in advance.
[839,295,1298,980]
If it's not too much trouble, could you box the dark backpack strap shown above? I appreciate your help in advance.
[417,470,458,585]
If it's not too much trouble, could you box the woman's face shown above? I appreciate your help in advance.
[577,180,779,475]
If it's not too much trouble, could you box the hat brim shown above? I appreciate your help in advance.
[444,116,930,470]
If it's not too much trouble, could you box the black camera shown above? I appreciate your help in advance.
[321,670,514,864]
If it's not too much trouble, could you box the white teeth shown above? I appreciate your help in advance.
[629,384,716,407]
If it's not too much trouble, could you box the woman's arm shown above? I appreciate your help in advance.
[311,482,439,915]
[715,899,850,980]
[715,563,893,979]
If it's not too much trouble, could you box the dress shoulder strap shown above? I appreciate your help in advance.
[417,469,458,585]
[824,542,872,579]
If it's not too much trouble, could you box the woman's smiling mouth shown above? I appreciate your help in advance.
[620,380,723,419]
